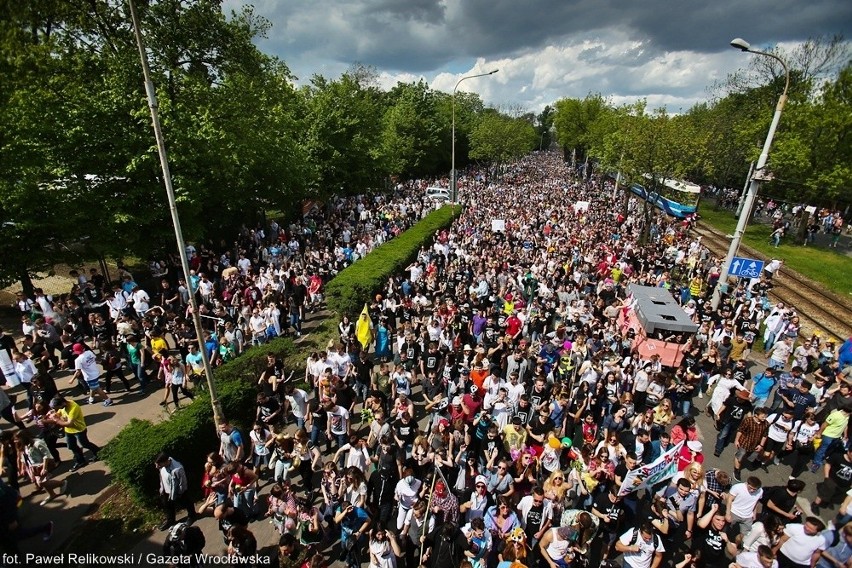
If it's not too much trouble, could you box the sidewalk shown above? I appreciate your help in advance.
[9,312,329,559]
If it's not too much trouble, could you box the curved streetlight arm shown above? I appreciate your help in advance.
[744,48,791,98]
[451,69,499,203]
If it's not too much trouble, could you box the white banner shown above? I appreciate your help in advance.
[617,441,684,496]
[491,219,506,232]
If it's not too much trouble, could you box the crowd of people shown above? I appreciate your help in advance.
[1,152,852,568]
[709,187,847,248]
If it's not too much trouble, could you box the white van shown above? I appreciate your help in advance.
[425,186,451,202]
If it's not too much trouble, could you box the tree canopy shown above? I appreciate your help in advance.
[0,0,508,292]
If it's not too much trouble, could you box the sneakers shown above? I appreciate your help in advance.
[698,392,704,399]
[809,463,820,473]
[87,397,96,405]
[39,496,54,506]
[103,399,114,407]
[43,521,54,541]
[158,520,174,531]
[70,462,88,472]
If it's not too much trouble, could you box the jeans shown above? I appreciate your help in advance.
[289,313,301,334]
[310,425,329,450]
[764,331,778,352]
[679,398,692,417]
[274,459,292,483]
[715,420,739,455]
[813,435,840,466]
[129,361,148,389]
[352,381,368,402]
[233,487,257,517]
[699,372,710,395]
[752,395,770,410]
[66,429,100,466]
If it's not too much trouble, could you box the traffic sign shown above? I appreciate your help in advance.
[729,256,764,279]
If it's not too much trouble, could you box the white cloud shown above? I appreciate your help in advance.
[224,0,848,112]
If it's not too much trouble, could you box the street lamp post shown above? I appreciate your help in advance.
[128,0,224,426]
[710,38,790,310]
[451,69,498,203]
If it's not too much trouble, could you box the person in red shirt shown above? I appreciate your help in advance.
[506,312,523,343]
[463,386,484,421]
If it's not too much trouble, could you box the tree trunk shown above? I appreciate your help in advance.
[639,201,652,245]
[796,210,810,245]
[19,268,34,298]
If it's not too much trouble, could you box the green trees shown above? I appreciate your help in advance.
[469,112,538,168]
[2,1,591,295]
[549,37,850,215]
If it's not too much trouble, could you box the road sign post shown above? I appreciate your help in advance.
[728,256,764,280]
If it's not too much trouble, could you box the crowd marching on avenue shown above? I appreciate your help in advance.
[1,152,851,568]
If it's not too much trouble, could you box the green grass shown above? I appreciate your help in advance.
[698,204,852,297]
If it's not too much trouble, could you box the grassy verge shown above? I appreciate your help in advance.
[698,205,851,296]
[59,484,161,555]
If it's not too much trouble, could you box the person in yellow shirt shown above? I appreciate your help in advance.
[149,327,170,358]
[46,396,100,472]
[811,407,850,471]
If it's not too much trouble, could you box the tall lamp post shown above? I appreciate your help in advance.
[710,38,790,310]
[451,69,498,203]
[128,0,224,426]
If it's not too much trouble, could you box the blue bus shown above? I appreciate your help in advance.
[628,176,701,218]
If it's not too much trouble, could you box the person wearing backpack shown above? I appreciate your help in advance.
[615,522,665,568]
[101,341,133,393]
[163,521,206,567]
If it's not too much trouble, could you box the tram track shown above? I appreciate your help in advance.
[694,222,852,342]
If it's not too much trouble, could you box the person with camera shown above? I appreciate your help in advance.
[334,500,371,568]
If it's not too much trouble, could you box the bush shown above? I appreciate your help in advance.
[104,204,462,504]
[324,204,461,318]
[102,338,296,504]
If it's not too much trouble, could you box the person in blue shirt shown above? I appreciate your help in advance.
[751,367,778,409]
[334,501,371,568]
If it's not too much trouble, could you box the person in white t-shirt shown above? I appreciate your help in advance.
[775,518,827,568]
[130,285,150,316]
[615,522,665,568]
[733,545,778,568]
[726,477,764,537]
[70,343,113,407]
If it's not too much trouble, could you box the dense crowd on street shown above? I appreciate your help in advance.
[1,152,852,568]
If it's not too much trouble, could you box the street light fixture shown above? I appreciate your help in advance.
[710,38,790,310]
[451,69,498,203]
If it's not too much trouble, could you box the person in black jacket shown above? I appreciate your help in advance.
[420,521,469,568]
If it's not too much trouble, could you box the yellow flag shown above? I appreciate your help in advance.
[355,303,373,350]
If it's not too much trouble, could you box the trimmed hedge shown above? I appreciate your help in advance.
[102,338,297,504]
[325,204,461,318]
[103,204,461,504]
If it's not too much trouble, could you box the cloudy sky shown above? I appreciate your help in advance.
[223,0,851,112]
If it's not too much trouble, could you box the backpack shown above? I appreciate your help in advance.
[105,351,120,370]
[628,527,660,554]
[165,522,205,554]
